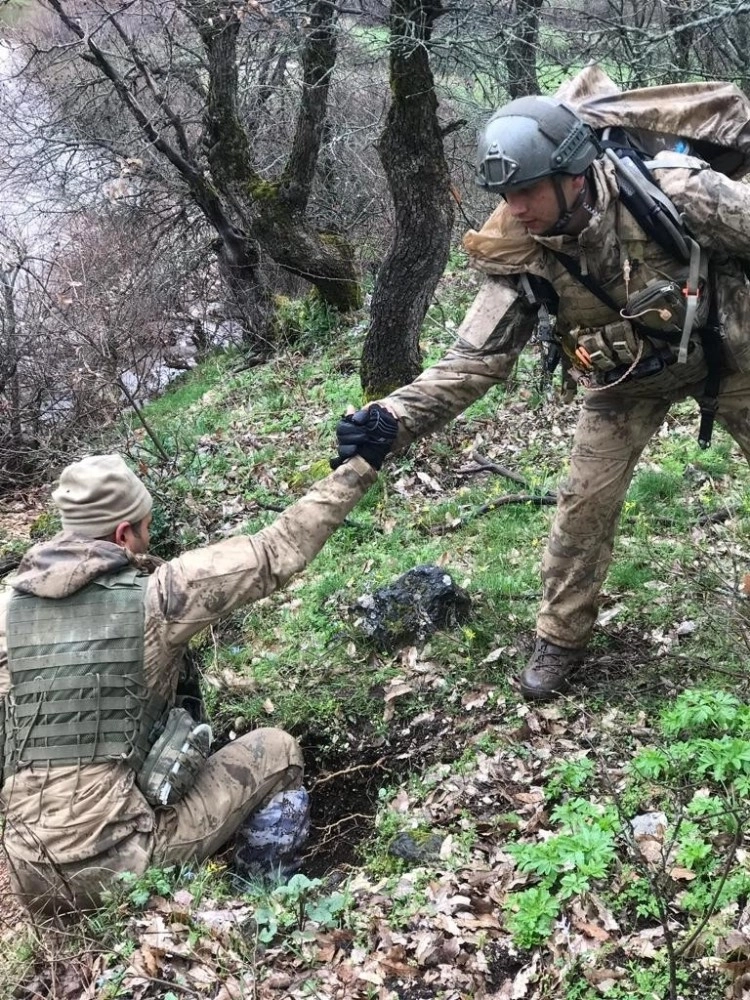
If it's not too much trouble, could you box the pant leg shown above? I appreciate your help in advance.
[704,369,750,462]
[537,390,670,649]
[151,727,303,867]
[5,833,152,917]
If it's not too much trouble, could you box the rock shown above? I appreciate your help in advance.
[388,831,444,863]
[631,811,668,839]
[350,564,472,652]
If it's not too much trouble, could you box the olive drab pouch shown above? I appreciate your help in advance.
[622,278,710,340]
[137,707,212,807]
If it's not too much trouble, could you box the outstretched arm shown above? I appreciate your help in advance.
[378,276,537,449]
[151,456,380,648]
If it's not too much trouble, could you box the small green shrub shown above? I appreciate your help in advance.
[504,799,619,947]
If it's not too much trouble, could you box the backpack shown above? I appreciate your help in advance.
[561,64,750,181]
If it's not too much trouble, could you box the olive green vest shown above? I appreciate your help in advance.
[3,569,168,782]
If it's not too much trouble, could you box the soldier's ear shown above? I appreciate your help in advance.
[113,521,133,548]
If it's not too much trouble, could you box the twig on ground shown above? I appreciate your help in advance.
[458,451,558,496]
[310,759,387,789]
[429,493,557,536]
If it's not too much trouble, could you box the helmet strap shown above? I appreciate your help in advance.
[542,176,594,237]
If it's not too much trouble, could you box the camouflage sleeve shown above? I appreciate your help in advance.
[662,164,750,258]
[379,276,536,448]
[148,456,377,647]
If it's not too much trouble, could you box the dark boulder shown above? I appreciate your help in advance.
[388,831,444,863]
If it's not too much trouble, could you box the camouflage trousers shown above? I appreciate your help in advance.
[538,353,750,650]
[6,727,303,916]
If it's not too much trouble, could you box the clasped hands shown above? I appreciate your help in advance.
[330,404,398,471]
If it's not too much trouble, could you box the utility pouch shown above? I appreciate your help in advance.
[567,320,644,372]
[136,707,212,808]
[622,278,710,338]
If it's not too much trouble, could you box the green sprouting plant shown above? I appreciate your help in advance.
[694,736,750,782]
[674,820,713,873]
[632,730,750,789]
[504,798,619,947]
[680,868,750,916]
[544,756,595,799]
[630,746,672,781]
[614,961,687,1000]
[246,874,353,944]
[660,688,743,738]
[115,866,178,908]
[615,868,662,922]
[505,886,560,949]
[510,822,616,882]
[549,798,620,834]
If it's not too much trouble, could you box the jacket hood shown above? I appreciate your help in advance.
[11,532,160,599]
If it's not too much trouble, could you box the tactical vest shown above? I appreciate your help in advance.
[539,152,721,446]
[549,190,699,338]
[2,569,168,783]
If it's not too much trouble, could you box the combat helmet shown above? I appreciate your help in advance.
[476,96,600,193]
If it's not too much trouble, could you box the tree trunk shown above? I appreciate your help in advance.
[192,0,362,313]
[0,269,22,445]
[360,0,454,398]
[505,0,544,98]
[216,231,275,354]
[662,0,695,83]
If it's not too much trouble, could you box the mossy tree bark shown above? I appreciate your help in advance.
[360,0,453,398]
[192,0,362,312]
[45,0,361,353]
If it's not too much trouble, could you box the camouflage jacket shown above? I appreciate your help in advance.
[382,154,750,448]
[0,457,376,864]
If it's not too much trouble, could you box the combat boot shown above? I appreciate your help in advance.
[519,639,584,700]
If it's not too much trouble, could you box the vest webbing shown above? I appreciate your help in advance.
[4,569,168,780]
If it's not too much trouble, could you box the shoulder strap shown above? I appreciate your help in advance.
[600,143,693,264]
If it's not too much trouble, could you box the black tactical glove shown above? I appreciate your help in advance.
[330,403,398,471]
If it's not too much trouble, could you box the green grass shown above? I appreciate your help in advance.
[121,298,750,739]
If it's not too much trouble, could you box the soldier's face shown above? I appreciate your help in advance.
[504,176,583,235]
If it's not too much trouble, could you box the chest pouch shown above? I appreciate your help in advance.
[136,706,212,807]
[621,277,710,340]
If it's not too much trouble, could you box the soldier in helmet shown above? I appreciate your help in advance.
[0,404,397,914]
[334,95,750,700]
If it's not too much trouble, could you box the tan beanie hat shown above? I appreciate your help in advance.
[52,454,153,538]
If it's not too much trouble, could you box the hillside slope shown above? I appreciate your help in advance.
[2,268,750,999]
